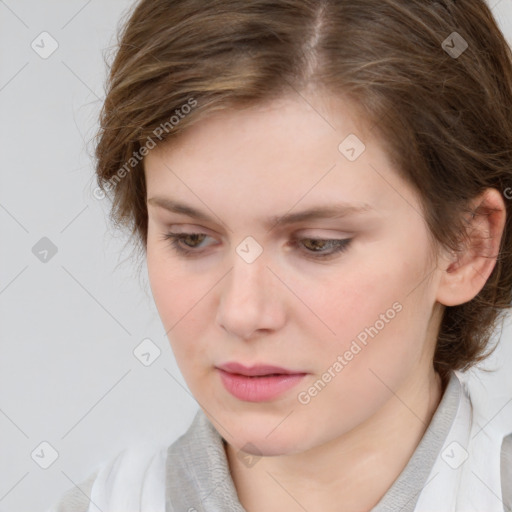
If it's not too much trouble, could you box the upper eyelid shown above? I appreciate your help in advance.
[169,231,353,254]
[166,232,352,256]
[166,231,352,242]
[166,232,352,261]
[162,224,353,237]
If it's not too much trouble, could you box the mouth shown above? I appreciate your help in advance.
[215,362,307,402]
[216,361,303,376]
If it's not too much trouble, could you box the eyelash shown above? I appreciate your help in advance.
[161,232,352,260]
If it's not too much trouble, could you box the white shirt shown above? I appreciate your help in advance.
[48,370,512,512]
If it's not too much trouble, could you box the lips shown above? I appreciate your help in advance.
[216,361,307,402]
[216,361,302,376]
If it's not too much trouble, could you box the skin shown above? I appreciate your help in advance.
[144,90,506,512]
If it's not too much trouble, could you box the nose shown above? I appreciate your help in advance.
[215,249,286,340]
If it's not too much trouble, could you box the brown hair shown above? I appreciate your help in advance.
[93,0,512,382]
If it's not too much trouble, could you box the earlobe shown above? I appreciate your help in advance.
[436,188,506,307]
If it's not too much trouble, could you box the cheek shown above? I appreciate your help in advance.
[146,246,204,357]
[293,264,433,437]
[309,241,434,369]
[147,247,179,321]
[147,233,203,322]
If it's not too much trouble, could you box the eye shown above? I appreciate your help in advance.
[161,231,352,260]
[289,237,352,260]
[161,232,213,256]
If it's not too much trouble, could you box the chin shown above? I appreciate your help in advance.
[224,418,309,456]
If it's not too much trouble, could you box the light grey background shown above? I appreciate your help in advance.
[0,1,511,511]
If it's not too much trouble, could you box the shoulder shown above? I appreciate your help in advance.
[502,432,512,463]
[46,468,99,512]
[502,432,512,511]
[46,442,168,512]
[47,411,218,512]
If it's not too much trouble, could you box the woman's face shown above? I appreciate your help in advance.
[144,92,445,455]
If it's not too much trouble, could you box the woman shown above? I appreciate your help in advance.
[49,0,512,510]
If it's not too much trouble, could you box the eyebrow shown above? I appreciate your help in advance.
[147,196,374,230]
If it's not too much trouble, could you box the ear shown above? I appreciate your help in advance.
[436,188,506,307]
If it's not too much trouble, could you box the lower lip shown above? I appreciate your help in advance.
[217,369,306,402]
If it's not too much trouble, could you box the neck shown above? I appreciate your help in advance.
[225,367,444,512]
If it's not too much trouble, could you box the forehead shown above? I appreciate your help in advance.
[143,93,412,226]
[147,92,373,166]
